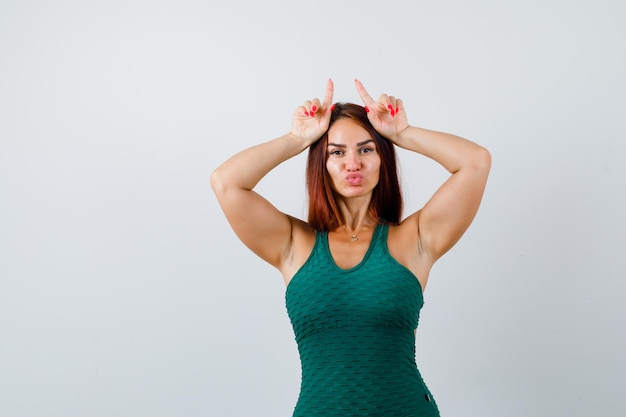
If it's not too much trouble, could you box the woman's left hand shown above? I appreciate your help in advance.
[355,79,409,144]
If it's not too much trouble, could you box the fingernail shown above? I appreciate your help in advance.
[391,109,395,117]
[388,104,393,110]
[309,111,315,117]
[330,104,336,112]
[311,105,317,112]
[365,106,370,113]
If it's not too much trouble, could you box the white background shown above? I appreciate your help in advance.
[1,1,624,416]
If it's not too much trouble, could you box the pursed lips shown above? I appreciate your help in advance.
[345,172,363,185]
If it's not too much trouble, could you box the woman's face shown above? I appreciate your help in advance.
[325,119,381,199]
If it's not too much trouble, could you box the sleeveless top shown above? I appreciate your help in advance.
[285,224,441,416]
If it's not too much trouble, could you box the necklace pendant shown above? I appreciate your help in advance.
[351,235,358,241]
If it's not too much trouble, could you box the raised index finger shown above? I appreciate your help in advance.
[354,79,375,107]
[322,78,334,108]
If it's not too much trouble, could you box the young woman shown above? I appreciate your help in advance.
[211,79,491,416]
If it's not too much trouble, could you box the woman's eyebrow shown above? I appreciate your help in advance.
[327,139,374,148]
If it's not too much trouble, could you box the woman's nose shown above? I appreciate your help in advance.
[345,152,361,170]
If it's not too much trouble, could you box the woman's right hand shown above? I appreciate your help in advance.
[290,79,335,147]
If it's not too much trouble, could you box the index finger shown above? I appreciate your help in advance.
[354,79,375,107]
[322,78,334,108]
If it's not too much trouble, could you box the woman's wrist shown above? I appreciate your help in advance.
[389,125,419,149]
[288,131,307,146]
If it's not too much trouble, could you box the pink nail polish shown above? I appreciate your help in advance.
[388,104,393,110]
[311,105,317,112]
[391,109,395,117]
[309,111,315,117]
[365,106,370,113]
[330,104,336,112]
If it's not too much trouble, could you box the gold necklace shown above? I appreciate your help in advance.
[347,227,362,241]
[344,223,369,242]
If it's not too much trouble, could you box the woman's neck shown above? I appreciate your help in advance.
[335,196,377,233]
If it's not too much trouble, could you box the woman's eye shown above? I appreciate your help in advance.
[360,147,374,153]
[330,150,343,156]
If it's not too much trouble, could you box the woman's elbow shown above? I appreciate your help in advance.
[473,146,491,173]
[210,167,227,195]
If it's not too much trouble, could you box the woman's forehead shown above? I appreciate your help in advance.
[327,119,372,144]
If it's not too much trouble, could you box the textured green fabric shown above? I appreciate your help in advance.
[285,224,441,416]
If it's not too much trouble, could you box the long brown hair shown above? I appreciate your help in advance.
[306,103,403,231]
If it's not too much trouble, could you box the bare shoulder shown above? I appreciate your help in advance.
[387,212,420,260]
[387,211,434,291]
[280,217,317,285]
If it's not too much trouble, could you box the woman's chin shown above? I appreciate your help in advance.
[335,187,373,199]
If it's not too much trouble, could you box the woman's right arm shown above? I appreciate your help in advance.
[210,79,334,269]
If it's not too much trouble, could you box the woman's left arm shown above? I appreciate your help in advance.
[355,79,491,261]
[394,126,491,260]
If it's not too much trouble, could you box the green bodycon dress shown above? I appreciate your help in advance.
[285,224,441,416]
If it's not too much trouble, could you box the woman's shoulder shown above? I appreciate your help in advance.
[280,217,317,284]
[386,211,424,259]
[389,210,421,238]
[284,217,317,255]
[387,211,433,290]
[289,216,317,236]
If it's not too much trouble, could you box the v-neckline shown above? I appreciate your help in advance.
[324,224,382,272]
